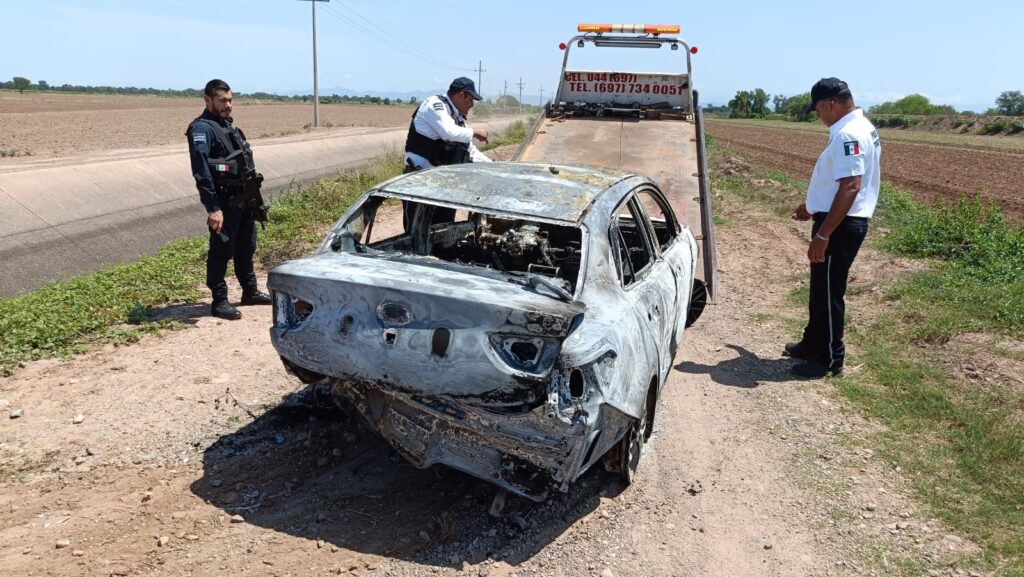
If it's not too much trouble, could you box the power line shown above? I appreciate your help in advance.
[319,3,472,73]
[330,1,468,64]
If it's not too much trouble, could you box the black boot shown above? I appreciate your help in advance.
[211,299,242,320]
[791,360,843,379]
[241,289,272,306]
[783,341,815,360]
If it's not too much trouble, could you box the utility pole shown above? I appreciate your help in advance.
[298,0,329,128]
[539,84,544,107]
[473,60,486,97]
[516,77,525,114]
[503,79,508,110]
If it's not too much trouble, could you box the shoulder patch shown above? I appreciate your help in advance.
[432,102,445,111]
[843,140,861,156]
[192,132,207,144]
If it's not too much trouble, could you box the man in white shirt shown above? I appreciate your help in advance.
[786,77,882,378]
[403,77,492,229]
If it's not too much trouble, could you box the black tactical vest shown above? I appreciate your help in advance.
[187,117,257,189]
[404,95,471,167]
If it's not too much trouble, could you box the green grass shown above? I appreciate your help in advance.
[0,152,405,376]
[875,185,1024,339]
[257,150,404,267]
[480,118,531,151]
[0,237,207,375]
[708,140,1024,575]
[0,123,536,376]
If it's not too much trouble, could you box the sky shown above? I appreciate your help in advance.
[1,0,1021,112]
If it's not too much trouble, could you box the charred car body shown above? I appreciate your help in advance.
[269,161,707,500]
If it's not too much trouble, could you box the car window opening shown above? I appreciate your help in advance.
[611,199,655,286]
[335,195,584,296]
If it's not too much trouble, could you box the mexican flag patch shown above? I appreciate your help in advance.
[843,141,861,156]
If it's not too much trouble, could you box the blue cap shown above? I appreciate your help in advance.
[449,77,483,101]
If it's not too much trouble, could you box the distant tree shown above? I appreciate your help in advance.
[409,96,418,105]
[727,88,771,119]
[12,76,30,93]
[782,93,814,122]
[869,94,955,115]
[383,97,391,105]
[728,90,752,118]
[37,80,49,90]
[994,90,1024,116]
[702,103,731,115]
[496,94,519,108]
[772,94,787,113]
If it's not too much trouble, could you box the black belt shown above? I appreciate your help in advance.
[812,212,869,224]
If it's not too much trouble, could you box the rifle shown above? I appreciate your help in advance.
[231,170,269,228]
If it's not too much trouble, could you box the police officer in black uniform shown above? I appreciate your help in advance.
[402,76,491,230]
[186,79,271,320]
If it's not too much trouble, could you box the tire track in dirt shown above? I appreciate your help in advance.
[707,120,1024,223]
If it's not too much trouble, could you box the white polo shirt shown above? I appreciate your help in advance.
[405,94,491,169]
[806,108,881,218]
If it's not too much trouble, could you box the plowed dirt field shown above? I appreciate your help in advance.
[706,120,1024,223]
[0,92,415,160]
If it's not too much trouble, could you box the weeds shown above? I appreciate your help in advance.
[980,118,1009,135]
[0,237,206,375]
[708,138,1024,574]
[0,120,539,376]
[872,115,919,129]
[257,151,404,267]
[480,119,530,151]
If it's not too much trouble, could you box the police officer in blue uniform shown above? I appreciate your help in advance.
[186,79,271,320]
[787,78,881,378]
[402,76,492,230]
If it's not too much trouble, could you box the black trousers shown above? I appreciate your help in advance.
[801,213,869,369]
[401,164,457,232]
[206,202,258,302]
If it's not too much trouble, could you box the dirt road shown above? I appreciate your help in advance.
[0,184,980,576]
[707,120,1024,223]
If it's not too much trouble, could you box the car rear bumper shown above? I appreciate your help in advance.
[339,376,592,500]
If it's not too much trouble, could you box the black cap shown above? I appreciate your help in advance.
[806,77,851,113]
[449,77,483,101]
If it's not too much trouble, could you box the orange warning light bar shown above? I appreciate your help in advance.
[577,23,680,34]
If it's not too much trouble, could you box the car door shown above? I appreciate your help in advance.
[610,194,675,387]
[633,186,691,355]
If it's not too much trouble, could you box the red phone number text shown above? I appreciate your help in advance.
[564,82,686,95]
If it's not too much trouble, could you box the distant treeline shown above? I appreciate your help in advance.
[708,88,1024,124]
[1,77,417,105]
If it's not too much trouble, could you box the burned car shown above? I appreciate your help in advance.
[268,162,706,500]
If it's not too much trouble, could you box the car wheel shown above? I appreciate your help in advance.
[618,386,656,485]
[685,279,708,328]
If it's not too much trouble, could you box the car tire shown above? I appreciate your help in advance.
[617,385,656,485]
[685,279,708,328]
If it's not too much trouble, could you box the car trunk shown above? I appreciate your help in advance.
[269,252,585,411]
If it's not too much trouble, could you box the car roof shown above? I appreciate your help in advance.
[379,162,632,224]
